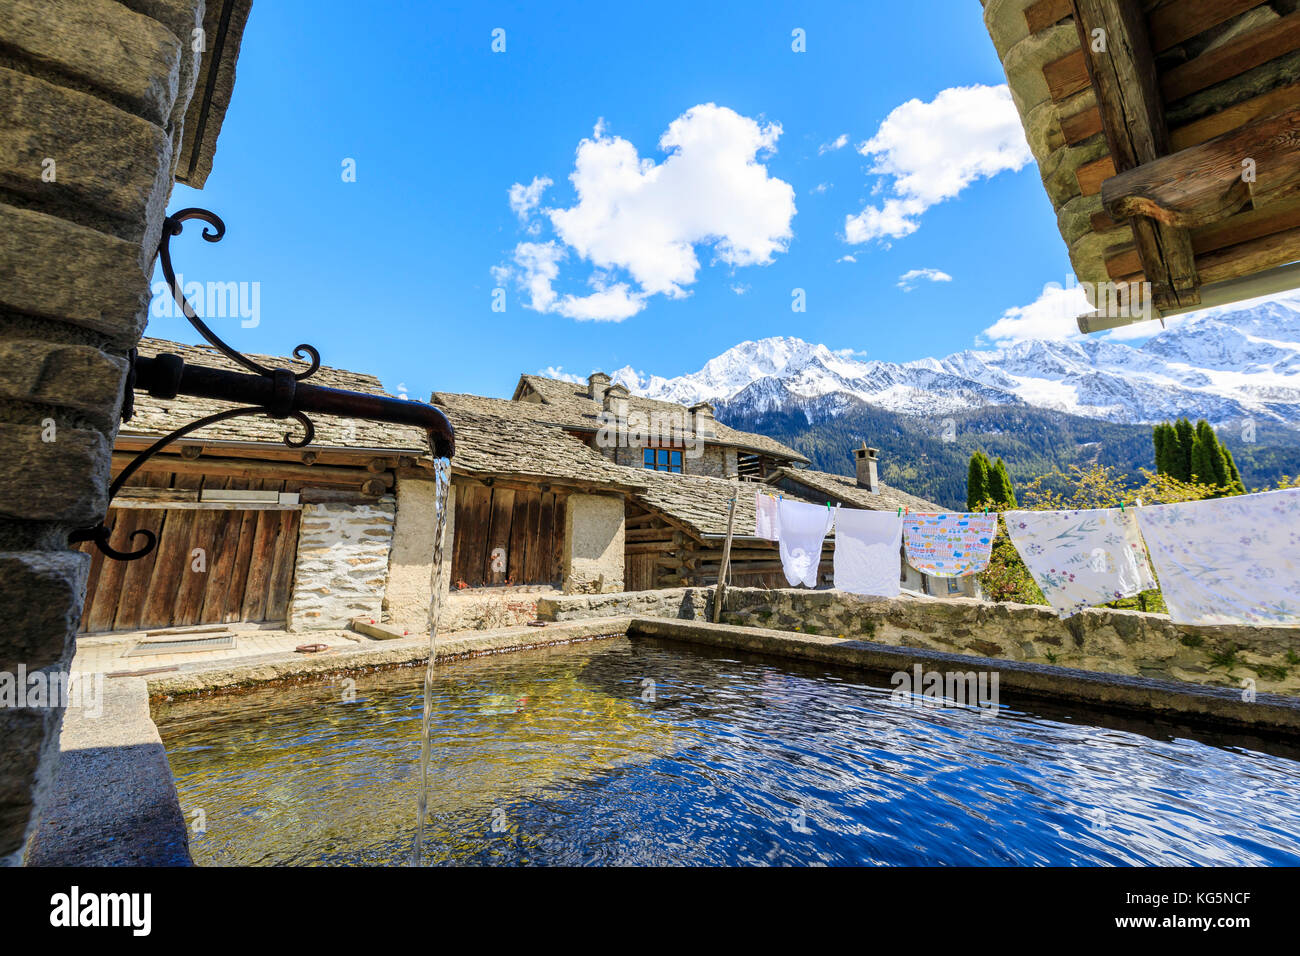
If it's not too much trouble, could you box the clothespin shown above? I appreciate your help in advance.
[1136,498,1143,507]
[897,507,902,516]
[1119,501,1125,512]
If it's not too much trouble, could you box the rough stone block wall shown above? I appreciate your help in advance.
[0,0,206,865]
[688,444,728,478]
[289,500,397,630]
[384,478,455,631]
[562,493,624,594]
[537,586,1300,697]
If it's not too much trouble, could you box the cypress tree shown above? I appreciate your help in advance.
[1152,423,1171,475]
[1189,433,1216,485]
[967,452,991,511]
[1224,446,1243,493]
[991,458,1017,508]
[1173,418,1196,481]
[1196,420,1231,489]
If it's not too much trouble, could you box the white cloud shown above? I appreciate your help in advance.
[811,182,831,194]
[539,366,586,383]
[508,175,552,222]
[980,282,1091,346]
[510,241,566,313]
[730,283,751,295]
[897,267,952,290]
[499,104,796,321]
[845,84,1032,245]
[818,133,849,155]
[836,254,856,264]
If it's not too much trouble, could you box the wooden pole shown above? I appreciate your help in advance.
[712,490,738,623]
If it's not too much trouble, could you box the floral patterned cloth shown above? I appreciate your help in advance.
[1005,508,1157,618]
[902,513,996,578]
[1135,488,1300,626]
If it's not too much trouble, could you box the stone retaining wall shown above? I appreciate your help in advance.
[289,499,396,630]
[537,587,1300,697]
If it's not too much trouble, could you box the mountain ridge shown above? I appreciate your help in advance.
[609,298,1300,508]
[610,298,1300,429]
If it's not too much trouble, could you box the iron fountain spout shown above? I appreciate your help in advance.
[130,352,456,460]
[70,206,455,562]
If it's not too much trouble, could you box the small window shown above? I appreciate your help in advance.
[946,577,962,595]
[643,447,682,473]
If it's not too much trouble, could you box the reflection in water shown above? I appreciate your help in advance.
[155,637,1300,866]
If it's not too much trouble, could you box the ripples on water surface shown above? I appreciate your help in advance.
[154,636,1300,866]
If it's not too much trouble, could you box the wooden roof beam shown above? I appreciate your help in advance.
[1071,0,1200,310]
[1102,105,1300,229]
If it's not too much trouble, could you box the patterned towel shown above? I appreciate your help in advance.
[1135,488,1300,626]
[1005,508,1157,618]
[902,513,996,578]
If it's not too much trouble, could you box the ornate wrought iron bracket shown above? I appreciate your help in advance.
[71,208,454,561]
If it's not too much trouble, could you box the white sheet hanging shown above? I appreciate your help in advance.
[754,489,779,541]
[833,508,903,598]
[1135,488,1300,626]
[777,499,835,588]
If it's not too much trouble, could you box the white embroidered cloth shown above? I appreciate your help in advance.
[777,499,835,588]
[1005,508,1157,618]
[833,508,903,598]
[1135,488,1300,626]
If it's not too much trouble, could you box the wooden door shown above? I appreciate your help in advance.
[78,504,301,633]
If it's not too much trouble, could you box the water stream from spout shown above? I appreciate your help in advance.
[412,456,452,865]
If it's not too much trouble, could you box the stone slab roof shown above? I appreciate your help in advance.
[175,0,254,188]
[630,471,819,539]
[774,466,944,514]
[631,465,944,540]
[510,374,810,463]
[445,410,647,491]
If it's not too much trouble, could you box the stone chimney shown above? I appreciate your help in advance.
[689,400,716,437]
[854,442,880,492]
[604,382,629,419]
[587,371,610,404]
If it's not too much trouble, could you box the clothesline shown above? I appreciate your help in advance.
[755,490,1148,516]
[751,486,1300,628]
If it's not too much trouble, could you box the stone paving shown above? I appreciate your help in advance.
[72,626,362,676]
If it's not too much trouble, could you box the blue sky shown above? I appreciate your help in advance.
[159,0,1082,399]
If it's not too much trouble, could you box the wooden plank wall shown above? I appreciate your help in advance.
[1029,0,1300,289]
[78,471,300,633]
[450,481,566,588]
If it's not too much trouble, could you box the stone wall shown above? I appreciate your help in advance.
[562,493,624,593]
[537,586,1300,697]
[289,499,396,631]
[0,0,212,866]
[383,477,454,631]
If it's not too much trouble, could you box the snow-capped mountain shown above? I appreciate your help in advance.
[609,298,1300,428]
